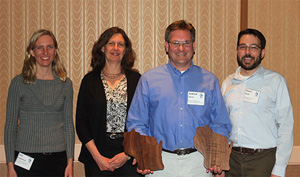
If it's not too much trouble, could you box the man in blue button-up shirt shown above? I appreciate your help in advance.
[126,20,232,177]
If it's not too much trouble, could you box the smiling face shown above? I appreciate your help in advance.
[30,35,56,71]
[101,33,125,64]
[237,34,265,76]
[165,30,195,71]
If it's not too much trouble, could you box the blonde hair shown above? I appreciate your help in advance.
[22,29,67,84]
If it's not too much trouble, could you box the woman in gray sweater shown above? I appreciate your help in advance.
[4,29,75,177]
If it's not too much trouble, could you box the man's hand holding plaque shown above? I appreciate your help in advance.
[194,125,232,174]
[123,129,164,172]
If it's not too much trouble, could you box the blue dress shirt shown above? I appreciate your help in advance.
[127,61,232,151]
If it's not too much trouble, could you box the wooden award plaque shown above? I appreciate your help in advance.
[123,129,164,171]
[194,125,232,170]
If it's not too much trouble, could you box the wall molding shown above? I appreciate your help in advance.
[289,146,300,165]
[0,145,4,163]
[1,144,300,165]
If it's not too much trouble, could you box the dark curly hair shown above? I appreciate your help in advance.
[91,27,137,72]
[237,28,266,49]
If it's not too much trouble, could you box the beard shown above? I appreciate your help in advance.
[237,53,262,71]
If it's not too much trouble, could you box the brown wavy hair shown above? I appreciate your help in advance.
[165,20,196,42]
[90,27,137,72]
[22,29,67,84]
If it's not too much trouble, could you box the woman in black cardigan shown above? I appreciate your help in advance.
[76,27,141,176]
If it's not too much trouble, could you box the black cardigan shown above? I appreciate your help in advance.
[76,68,141,163]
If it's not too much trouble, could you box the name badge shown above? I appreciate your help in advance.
[14,152,34,170]
[243,88,260,104]
[188,91,205,105]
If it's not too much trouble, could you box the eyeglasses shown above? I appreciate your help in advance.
[237,44,261,52]
[168,41,193,48]
[107,41,125,48]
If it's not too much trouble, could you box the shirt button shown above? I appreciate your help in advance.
[180,92,182,94]
[180,140,182,143]
[180,124,183,127]
[180,108,183,110]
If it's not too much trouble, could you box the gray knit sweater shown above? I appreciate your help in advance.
[4,74,75,163]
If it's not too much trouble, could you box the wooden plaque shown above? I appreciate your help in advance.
[194,125,232,170]
[123,129,164,171]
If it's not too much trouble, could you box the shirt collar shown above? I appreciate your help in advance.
[232,65,265,84]
[167,59,194,76]
[234,65,264,80]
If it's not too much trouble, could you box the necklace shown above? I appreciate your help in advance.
[102,69,123,79]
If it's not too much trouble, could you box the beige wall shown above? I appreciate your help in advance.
[248,0,300,146]
[0,0,240,145]
[0,0,299,165]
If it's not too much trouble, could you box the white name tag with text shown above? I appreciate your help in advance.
[188,91,205,105]
[243,88,260,104]
[14,152,34,170]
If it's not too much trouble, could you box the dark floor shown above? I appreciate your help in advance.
[0,162,299,177]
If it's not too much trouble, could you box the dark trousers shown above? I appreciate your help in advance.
[84,136,142,177]
[14,151,67,177]
[226,148,276,177]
